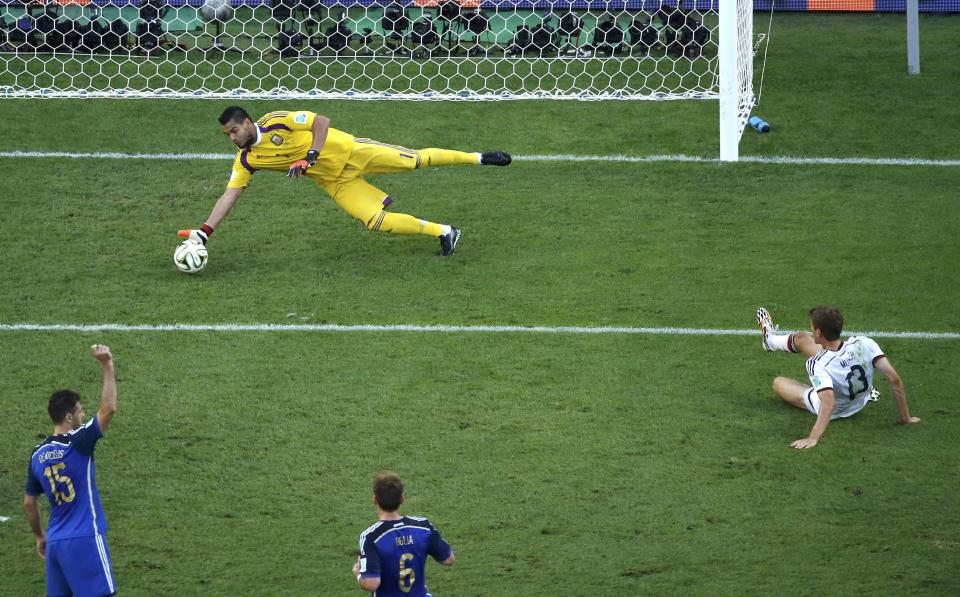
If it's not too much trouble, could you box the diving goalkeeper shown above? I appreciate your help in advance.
[180,106,512,257]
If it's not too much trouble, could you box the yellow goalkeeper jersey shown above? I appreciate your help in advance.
[227,110,355,188]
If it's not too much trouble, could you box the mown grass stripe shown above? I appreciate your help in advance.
[0,322,957,339]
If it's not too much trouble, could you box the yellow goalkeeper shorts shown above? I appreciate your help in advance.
[312,138,419,225]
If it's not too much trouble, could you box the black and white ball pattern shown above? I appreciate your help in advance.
[174,239,209,274]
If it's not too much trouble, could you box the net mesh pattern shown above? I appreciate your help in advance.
[0,0,726,100]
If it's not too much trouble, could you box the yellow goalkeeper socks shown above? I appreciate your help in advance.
[417,148,481,168]
[368,211,446,237]
[420,221,447,237]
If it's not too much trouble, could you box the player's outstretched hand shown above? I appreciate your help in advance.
[189,229,209,244]
[91,344,113,364]
[176,229,209,245]
[790,437,818,449]
[900,416,921,424]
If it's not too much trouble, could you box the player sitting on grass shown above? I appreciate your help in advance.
[181,106,512,257]
[756,305,920,449]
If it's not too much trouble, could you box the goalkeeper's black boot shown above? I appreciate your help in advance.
[440,227,461,257]
[480,151,512,166]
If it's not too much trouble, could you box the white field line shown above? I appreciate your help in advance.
[0,323,957,340]
[1,150,959,168]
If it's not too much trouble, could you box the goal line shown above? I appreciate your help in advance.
[2,150,959,168]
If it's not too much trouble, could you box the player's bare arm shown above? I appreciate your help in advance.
[792,389,835,449]
[92,344,117,433]
[204,186,245,230]
[310,114,330,154]
[441,550,456,566]
[23,494,46,558]
[874,356,920,424]
[176,186,244,247]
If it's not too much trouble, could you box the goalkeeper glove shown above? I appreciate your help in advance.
[287,149,319,178]
[177,224,213,244]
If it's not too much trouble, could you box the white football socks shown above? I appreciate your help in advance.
[766,333,796,352]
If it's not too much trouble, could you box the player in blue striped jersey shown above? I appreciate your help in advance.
[757,306,920,449]
[352,471,455,596]
[24,345,118,597]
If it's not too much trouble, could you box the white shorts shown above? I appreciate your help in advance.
[803,388,868,420]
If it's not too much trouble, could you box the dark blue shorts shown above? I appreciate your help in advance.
[46,534,116,597]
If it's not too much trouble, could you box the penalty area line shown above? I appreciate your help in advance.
[0,323,957,340]
[1,150,959,168]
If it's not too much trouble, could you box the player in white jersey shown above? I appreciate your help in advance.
[756,305,920,449]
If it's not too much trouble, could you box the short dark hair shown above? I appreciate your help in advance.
[48,390,81,424]
[373,471,404,512]
[809,305,844,341]
[219,106,251,126]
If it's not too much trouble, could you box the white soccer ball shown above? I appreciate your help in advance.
[174,239,209,274]
[199,0,234,23]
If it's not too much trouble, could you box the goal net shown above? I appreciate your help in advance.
[0,0,755,156]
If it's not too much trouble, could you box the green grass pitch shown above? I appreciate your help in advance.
[1,13,959,597]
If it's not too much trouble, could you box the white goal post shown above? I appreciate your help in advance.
[719,0,753,161]
[0,0,755,159]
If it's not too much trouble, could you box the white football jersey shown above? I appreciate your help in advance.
[806,336,885,415]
